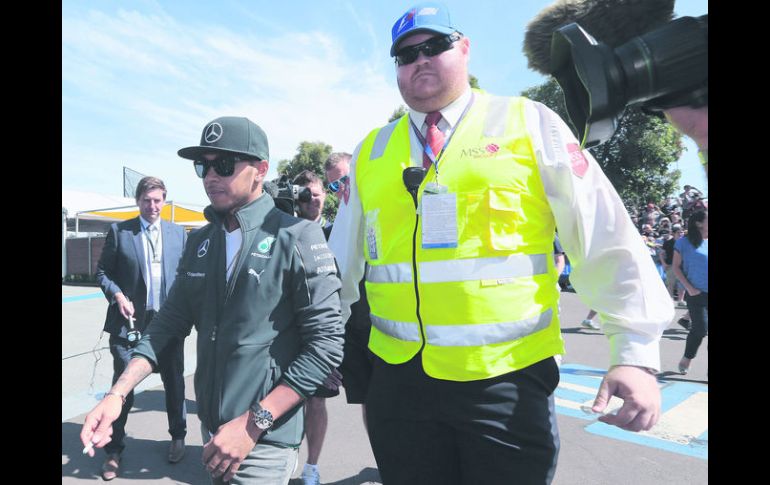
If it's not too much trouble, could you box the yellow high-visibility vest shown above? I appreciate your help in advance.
[356,91,565,381]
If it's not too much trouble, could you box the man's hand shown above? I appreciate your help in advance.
[115,293,135,320]
[591,365,660,432]
[322,368,343,391]
[202,412,261,482]
[80,393,124,457]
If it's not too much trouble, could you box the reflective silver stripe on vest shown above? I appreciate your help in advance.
[419,254,548,283]
[370,119,400,160]
[366,254,548,284]
[371,314,421,342]
[367,263,412,284]
[426,308,553,347]
[483,96,511,137]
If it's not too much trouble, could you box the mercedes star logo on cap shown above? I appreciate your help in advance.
[204,122,223,144]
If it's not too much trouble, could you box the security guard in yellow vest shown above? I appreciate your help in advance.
[328,3,674,484]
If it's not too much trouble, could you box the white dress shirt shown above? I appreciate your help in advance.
[140,216,163,311]
[224,226,243,282]
[328,89,674,371]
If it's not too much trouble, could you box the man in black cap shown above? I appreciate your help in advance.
[81,116,344,485]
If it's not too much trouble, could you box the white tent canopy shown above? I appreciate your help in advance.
[63,189,208,230]
[62,190,135,216]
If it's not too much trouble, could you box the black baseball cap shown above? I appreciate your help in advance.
[178,116,269,161]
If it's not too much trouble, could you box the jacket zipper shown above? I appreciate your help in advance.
[211,212,247,342]
[209,214,246,431]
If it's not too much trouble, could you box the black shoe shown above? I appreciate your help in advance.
[101,453,121,481]
[168,438,186,463]
[677,317,691,330]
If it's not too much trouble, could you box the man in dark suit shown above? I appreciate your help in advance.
[95,176,188,480]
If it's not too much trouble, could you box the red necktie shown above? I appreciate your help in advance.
[423,111,445,169]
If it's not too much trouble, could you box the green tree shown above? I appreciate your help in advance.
[322,193,340,222]
[277,140,332,179]
[276,140,339,221]
[389,105,407,122]
[469,74,480,89]
[521,79,683,210]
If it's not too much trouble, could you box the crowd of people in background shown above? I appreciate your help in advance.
[629,185,707,331]
[559,185,708,374]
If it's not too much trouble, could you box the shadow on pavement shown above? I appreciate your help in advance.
[560,327,600,334]
[117,388,199,415]
[661,328,688,341]
[63,421,210,482]
[656,371,708,384]
[63,389,208,483]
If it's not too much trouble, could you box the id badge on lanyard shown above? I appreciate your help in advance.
[421,191,457,249]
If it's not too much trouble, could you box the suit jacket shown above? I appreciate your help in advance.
[96,217,187,336]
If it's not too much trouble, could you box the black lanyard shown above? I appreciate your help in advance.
[143,224,160,263]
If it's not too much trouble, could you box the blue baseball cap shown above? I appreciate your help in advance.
[390,2,457,56]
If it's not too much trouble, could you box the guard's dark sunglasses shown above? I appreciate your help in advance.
[394,32,462,66]
[194,155,255,178]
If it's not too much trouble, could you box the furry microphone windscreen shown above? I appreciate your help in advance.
[523,0,675,75]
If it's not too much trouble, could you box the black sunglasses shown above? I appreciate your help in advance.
[394,32,462,66]
[327,175,349,193]
[193,155,255,178]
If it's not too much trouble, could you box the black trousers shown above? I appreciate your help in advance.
[105,312,187,454]
[366,355,560,485]
[684,292,709,359]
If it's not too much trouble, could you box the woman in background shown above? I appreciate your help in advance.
[672,210,708,374]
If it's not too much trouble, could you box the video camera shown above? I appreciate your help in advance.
[550,14,708,148]
[264,175,312,216]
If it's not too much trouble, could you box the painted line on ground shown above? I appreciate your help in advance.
[556,363,708,460]
[62,292,103,303]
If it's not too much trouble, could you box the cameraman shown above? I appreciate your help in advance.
[293,170,332,236]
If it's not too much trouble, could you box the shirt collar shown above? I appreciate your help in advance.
[139,216,161,231]
[408,86,472,131]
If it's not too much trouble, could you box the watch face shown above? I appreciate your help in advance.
[253,408,273,430]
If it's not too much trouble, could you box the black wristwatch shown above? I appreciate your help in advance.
[250,403,274,431]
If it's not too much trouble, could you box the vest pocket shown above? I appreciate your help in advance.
[488,187,522,251]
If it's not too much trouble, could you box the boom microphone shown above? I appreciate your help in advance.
[523,0,675,75]
[522,0,707,148]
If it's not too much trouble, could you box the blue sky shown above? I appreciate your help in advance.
[62,0,707,206]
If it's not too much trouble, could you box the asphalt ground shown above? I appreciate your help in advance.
[62,284,707,484]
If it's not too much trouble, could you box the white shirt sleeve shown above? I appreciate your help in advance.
[525,99,674,372]
[327,142,366,323]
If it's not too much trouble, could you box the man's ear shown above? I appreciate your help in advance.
[252,160,269,184]
[256,159,269,177]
